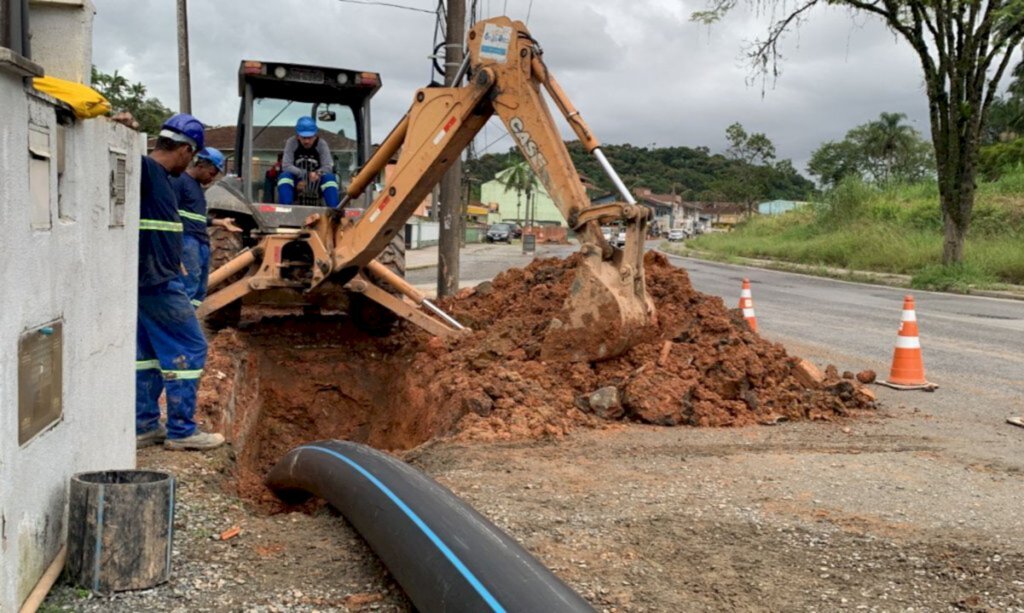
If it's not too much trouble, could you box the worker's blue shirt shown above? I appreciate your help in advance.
[138,156,184,288]
[171,172,210,245]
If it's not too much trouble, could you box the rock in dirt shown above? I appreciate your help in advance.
[857,369,877,384]
[793,359,825,389]
[586,386,623,420]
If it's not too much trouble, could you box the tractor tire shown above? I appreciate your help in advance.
[350,234,406,335]
[375,232,407,289]
[204,224,245,330]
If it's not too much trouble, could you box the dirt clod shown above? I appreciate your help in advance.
[857,369,878,384]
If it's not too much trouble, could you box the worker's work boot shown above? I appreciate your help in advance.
[136,426,167,449]
[164,431,225,451]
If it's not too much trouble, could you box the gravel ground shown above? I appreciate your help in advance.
[42,249,1024,612]
[45,405,1024,612]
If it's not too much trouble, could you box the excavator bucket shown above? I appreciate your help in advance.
[540,223,656,363]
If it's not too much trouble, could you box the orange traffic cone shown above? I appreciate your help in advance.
[738,278,758,332]
[879,295,938,391]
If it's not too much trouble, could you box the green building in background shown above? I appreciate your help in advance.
[479,169,566,226]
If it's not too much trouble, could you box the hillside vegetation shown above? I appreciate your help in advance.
[465,142,814,201]
[689,173,1024,290]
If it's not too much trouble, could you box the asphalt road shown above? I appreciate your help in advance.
[409,241,1024,465]
[671,254,1024,460]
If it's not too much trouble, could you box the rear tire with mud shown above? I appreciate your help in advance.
[350,234,406,335]
[205,223,245,330]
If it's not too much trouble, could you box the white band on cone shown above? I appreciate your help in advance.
[743,308,756,317]
[895,336,921,349]
[741,289,752,298]
[901,310,917,322]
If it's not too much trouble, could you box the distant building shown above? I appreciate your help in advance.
[701,202,747,228]
[758,199,808,215]
[480,168,567,227]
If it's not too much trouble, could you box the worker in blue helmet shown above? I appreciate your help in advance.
[276,116,340,208]
[172,146,237,309]
[136,114,225,452]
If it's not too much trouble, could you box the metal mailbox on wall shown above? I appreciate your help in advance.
[18,320,63,445]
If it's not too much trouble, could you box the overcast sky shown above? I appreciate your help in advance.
[91,0,933,174]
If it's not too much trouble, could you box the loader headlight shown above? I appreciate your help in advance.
[337,72,349,85]
[274,66,288,79]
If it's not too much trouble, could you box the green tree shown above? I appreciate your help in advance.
[693,0,1024,264]
[497,161,540,225]
[809,113,934,187]
[808,140,861,188]
[984,60,1024,143]
[716,122,777,216]
[91,66,173,135]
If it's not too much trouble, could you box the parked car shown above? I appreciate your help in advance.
[667,228,686,242]
[486,222,514,243]
[505,222,523,238]
[614,230,627,248]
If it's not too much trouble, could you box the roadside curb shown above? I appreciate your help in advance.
[658,246,1024,302]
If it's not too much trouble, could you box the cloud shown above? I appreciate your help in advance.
[92,0,937,173]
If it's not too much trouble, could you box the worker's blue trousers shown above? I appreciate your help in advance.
[276,171,340,208]
[181,234,210,308]
[136,278,208,439]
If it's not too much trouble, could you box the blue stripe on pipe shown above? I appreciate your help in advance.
[303,445,506,613]
[166,477,175,580]
[93,484,105,591]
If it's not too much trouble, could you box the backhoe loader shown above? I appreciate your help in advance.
[199,16,656,362]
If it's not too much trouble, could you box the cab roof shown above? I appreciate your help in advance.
[238,60,381,106]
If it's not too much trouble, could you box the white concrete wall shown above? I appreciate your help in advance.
[0,73,142,609]
[407,219,440,249]
[27,0,95,83]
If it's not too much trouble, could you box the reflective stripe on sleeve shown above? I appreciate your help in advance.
[190,299,203,307]
[178,210,207,223]
[320,181,339,190]
[139,219,184,232]
[136,359,161,371]
[278,177,295,186]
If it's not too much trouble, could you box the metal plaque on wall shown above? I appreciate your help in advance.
[18,320,63,445]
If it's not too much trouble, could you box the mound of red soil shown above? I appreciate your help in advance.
[426,251,874,441]
[202,252,873,460]
[201,252,876,505]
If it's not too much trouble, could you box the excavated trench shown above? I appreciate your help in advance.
[200,253,879,510]
[200,317,454,510]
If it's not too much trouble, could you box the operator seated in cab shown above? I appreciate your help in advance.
[276,116,340,208]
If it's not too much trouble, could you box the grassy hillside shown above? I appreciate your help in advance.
[688,172,1024,290]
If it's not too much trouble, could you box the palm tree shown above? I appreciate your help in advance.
[497,161,539,226]
[863,112,918,183]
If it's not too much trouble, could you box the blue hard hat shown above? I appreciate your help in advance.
[296,116,317,138]
[196,147,225,173]
[160,113,205,150]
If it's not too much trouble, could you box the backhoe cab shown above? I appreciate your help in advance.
[201,18,657,361]
[202,60,403,330]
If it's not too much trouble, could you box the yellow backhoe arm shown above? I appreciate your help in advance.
[330,16,655,361]
[202,16,655,362]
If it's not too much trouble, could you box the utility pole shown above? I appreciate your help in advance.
[436,0,465,298]
[176,0,192,114]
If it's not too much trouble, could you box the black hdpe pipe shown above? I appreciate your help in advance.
[266,440,596,613]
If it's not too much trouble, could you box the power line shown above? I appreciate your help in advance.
[478,130,510,154]
[335,0,437,14]
[525,0,534,23]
